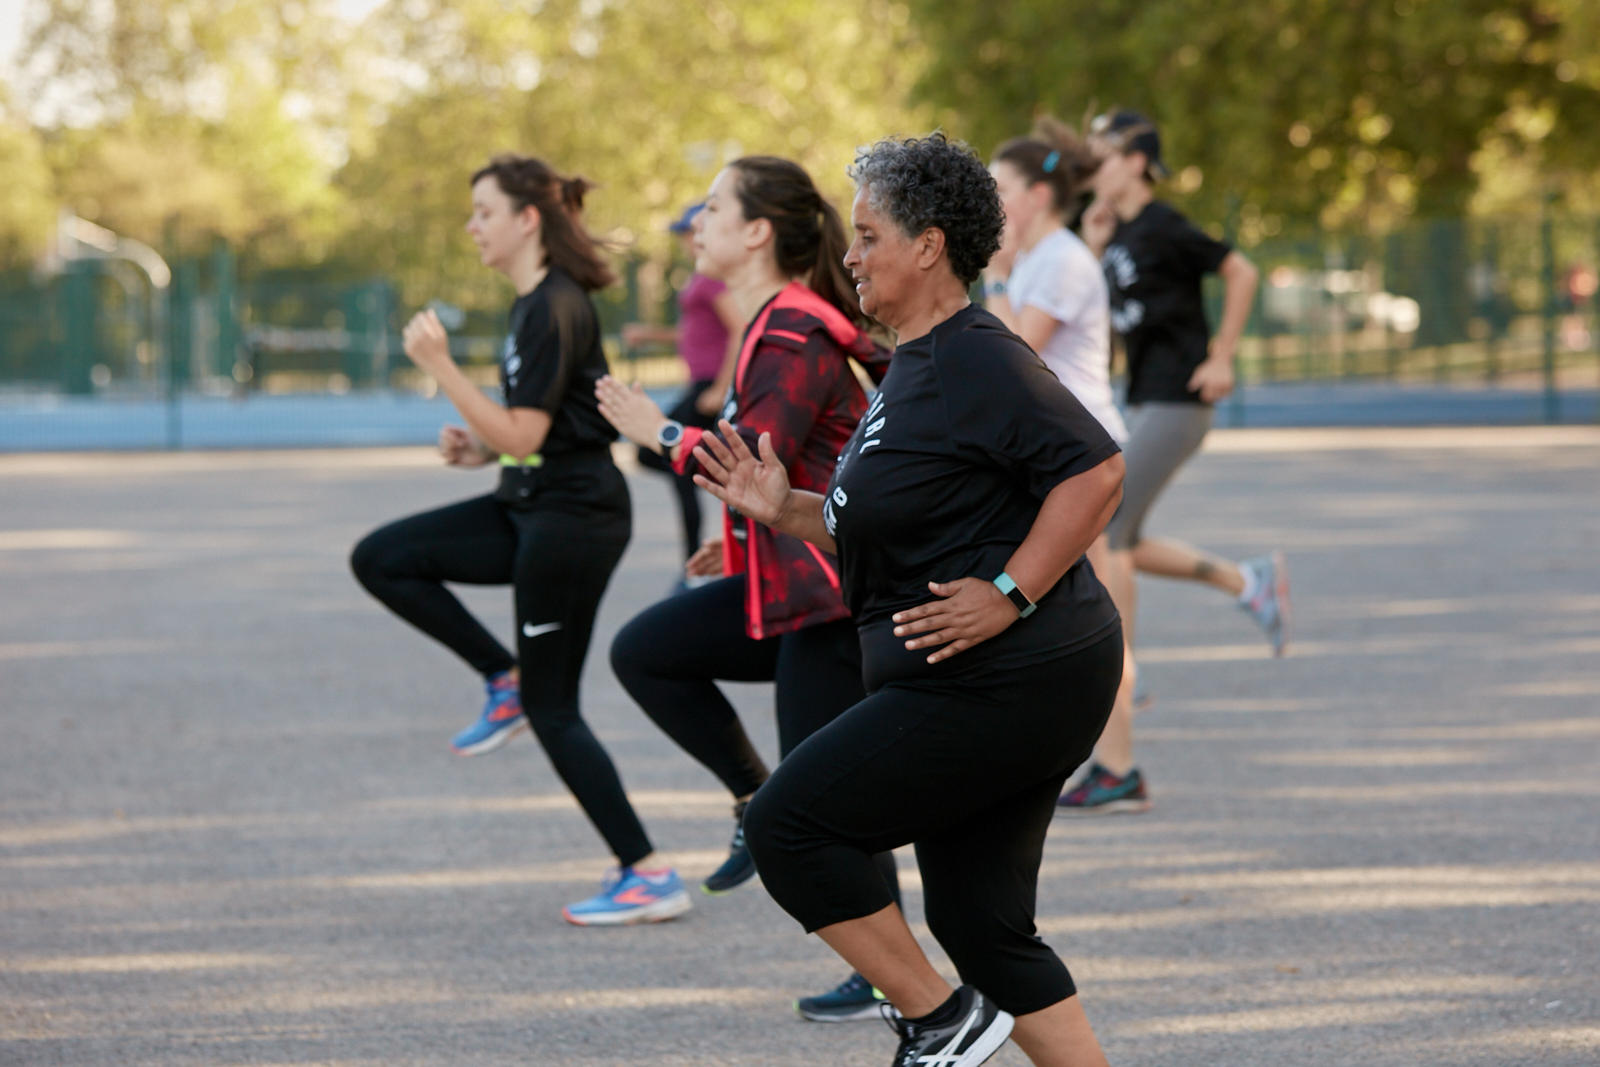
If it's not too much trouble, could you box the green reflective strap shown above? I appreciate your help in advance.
[499,453,544,468]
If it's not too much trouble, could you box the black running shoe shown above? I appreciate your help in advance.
[885,985,1013,1067]
[702,799,758,895]
[795,971,890,1022]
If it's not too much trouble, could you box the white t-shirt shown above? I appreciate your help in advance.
[1006,228,1128,442]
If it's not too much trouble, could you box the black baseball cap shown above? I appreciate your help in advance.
[1089,110,1171,181]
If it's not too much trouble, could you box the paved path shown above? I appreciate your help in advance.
[2,428,1597,1065]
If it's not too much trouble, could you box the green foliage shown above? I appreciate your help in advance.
[0,92,54,261]
[11,0,928,297]
[10,0,1596,283]
[909,0,1600,238]
[335,0,929,310]
[16,0,357,260]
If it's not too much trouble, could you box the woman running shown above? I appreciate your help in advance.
[981,117,1141,779]
[595,156,903,1023]
[1057,110,1285,816]
[697,133,1126,1067]
[983,117,1125,445]
[620,202,742,565]
[349,154,689,927]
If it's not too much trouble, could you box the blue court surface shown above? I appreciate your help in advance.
[0,382,1595,452]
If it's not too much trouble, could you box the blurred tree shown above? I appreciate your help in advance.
[909,0,1600,239]
[14,0,361,260]
[335,0,932,310]
[0,90,55,263]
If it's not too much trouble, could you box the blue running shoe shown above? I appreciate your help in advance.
[1238,551,1291,657]
[795,972,893,1022]
[562,866,693,926]
[1055,762,1152,816]
[450,671,527,756]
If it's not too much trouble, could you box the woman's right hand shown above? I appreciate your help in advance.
[440,425,492,467]
[595,375,670,453]
[691,420,793,528]
[685,538,723,578]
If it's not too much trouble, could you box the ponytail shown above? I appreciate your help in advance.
[729,156,869,330]
[470,154,616,292]
[559,176,592,216]
[993,115,1099,226]
[811,197,862,330]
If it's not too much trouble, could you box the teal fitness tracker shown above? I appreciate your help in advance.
[993,572,1036,618]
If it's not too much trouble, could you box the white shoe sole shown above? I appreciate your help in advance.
[701,870,760,896]
[1055,797,1152,817]
[957,1010,1014,1066]
[452,717,528,756]
[562,889,692,926]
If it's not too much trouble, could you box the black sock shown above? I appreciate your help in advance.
[905,988,962,1028]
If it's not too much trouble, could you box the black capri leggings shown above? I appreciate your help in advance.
[349,477,653,868]
[744,627,1124,1017]
[611,574,901,903]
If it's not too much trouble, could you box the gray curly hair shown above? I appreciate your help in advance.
[848,132,1004,286]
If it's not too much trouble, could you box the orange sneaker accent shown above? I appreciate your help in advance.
[612,884,659,905]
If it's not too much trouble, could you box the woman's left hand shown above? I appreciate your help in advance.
[596,375,669,452]
[402,310,453,376]
[1187,351,1235,403]
[893,578,1020,664]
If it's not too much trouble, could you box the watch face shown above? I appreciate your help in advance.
[659,422,684,447]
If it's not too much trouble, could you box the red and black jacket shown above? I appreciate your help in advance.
[673,282,889,640]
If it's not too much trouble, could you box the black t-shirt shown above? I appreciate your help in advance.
[824,304,1122,692]
[499,266,617,457]
[1102,200,1232,405]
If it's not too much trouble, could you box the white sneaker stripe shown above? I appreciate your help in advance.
[917,1006,981,1065]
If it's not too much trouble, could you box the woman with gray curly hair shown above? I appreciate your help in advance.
[691,132,1125,1066]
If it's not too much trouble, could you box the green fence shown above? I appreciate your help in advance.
[3,211,1598,424]
[1211,208,1600,418]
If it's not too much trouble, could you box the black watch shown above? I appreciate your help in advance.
[656,419,685,450]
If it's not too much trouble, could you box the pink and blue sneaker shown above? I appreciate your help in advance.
[562,866,693,926]
[1055,762,1152,816]
[1238,551,1291,657]
[450,671,526,756]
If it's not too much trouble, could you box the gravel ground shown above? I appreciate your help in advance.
[2,427,1597,1066]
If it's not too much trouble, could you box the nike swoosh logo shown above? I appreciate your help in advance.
[521,622,563,638]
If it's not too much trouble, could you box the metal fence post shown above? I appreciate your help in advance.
[1224,195,1244,428]
[1482,224,1500,385]
[60,263,98,395]
[1540,195,1558,424]
[214,239,239,388]
[1384,233,1402,380]
[163,300,180,450]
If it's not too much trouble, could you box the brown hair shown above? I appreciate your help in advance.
[993,116,1099,226]
[470,153,617,291]
[727,156,868,329]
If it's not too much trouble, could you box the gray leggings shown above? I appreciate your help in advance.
[1104,402,1213,551]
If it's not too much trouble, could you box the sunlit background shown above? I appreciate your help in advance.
[1,0,1598,447]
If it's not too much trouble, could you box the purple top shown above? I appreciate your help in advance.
[677,273,730,382]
